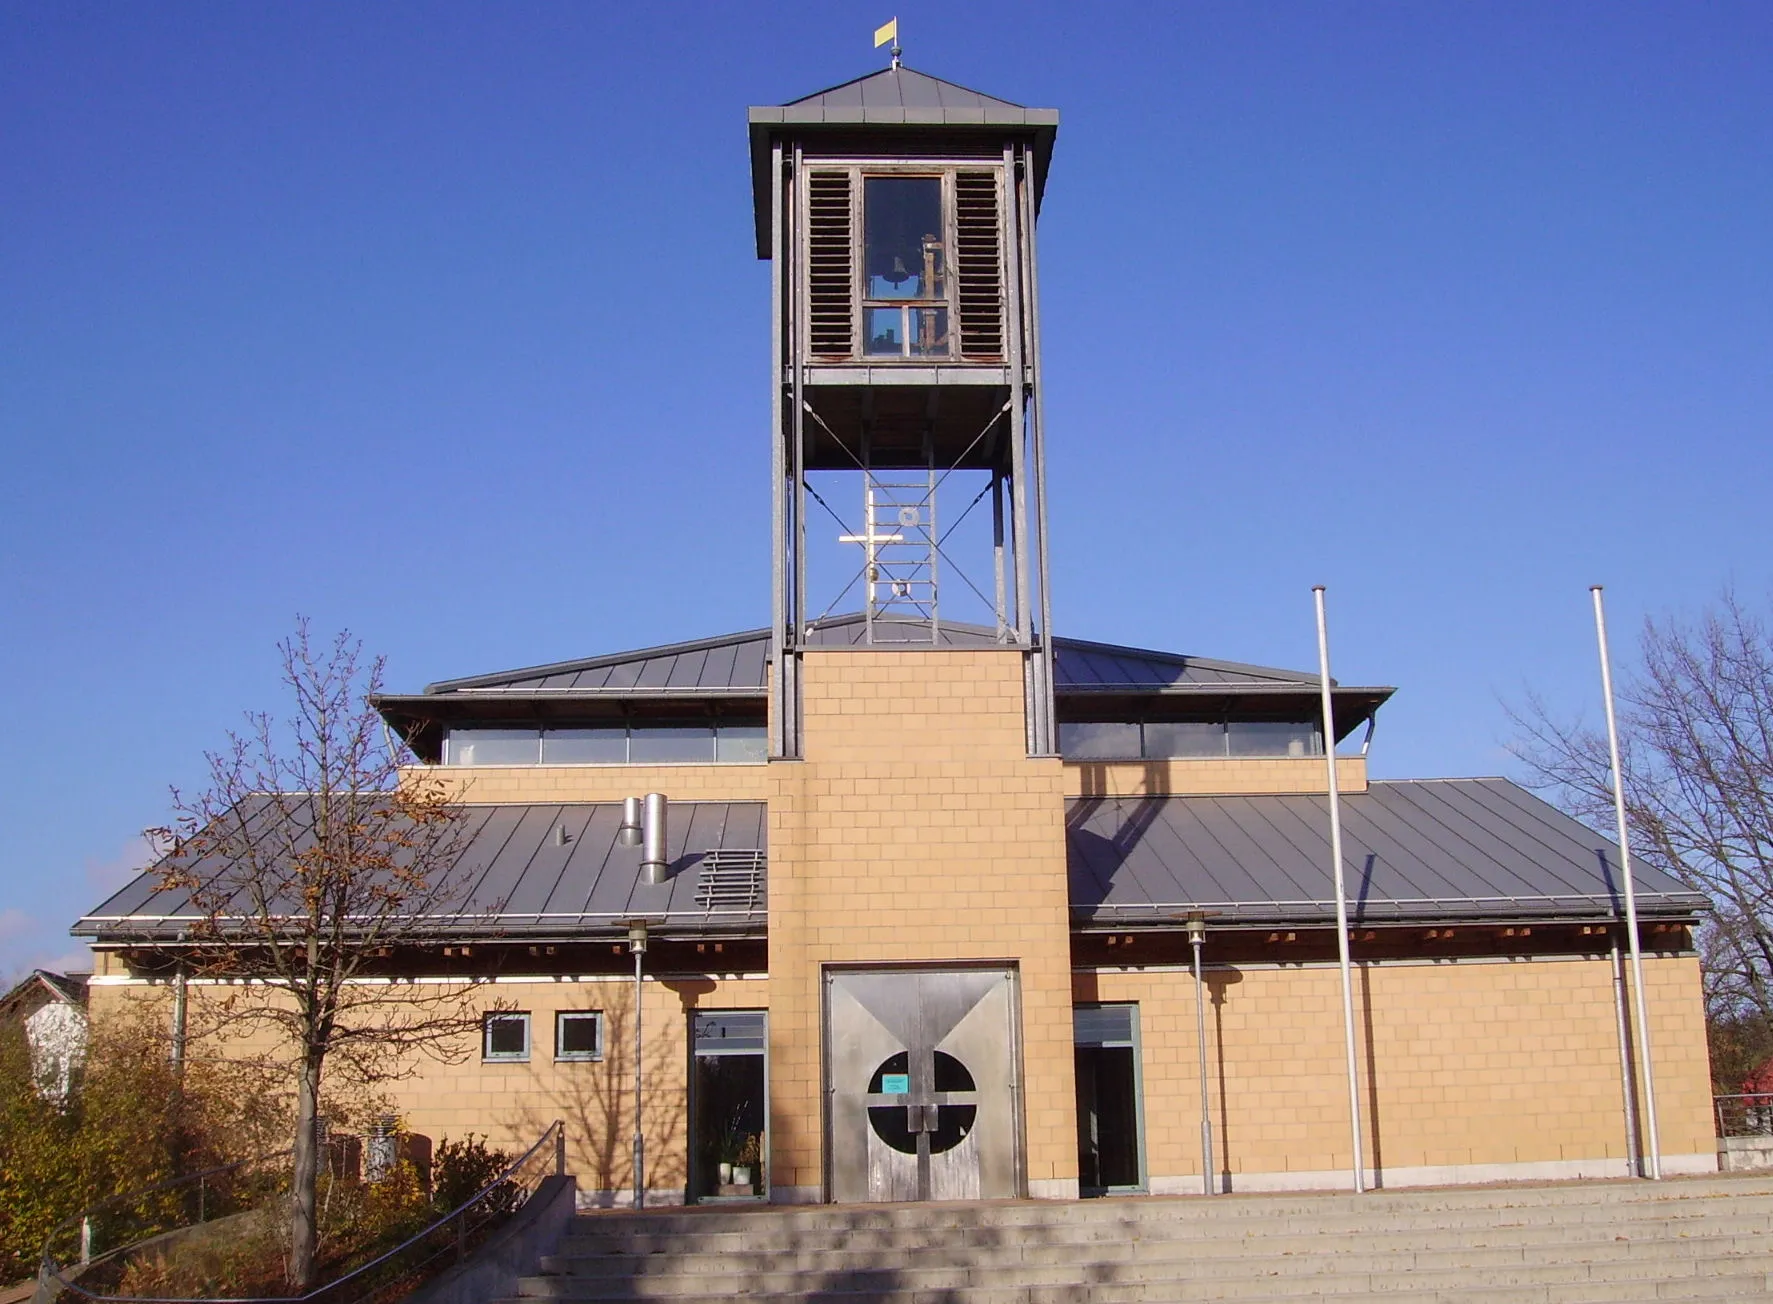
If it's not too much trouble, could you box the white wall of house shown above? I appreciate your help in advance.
[26,999,87,1101]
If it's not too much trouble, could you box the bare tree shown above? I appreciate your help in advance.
[152,621,494,1290]
[1510,590,1773,1085]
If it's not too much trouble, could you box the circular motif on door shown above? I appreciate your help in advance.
[866,1051,978,1154]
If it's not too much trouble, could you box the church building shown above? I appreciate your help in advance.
[76,62,1717,1205]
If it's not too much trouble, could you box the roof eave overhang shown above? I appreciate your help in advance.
[1055,684,1396,744]
[1071,896,1709,930]
[374,689,768,708]
[76,916,771,946]
[1056,683,1394,696]
[372,689,770,764]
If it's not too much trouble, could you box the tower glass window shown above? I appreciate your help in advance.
[1058,720,1324,760]
[863,176,949,358]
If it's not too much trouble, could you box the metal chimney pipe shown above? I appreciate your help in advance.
[617,796,644,848]
[641,793,669,885]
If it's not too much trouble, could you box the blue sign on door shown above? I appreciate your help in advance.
[881,1073,910,1095]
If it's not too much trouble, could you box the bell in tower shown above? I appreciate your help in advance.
[749,62,1060,759]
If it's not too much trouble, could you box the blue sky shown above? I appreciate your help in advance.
[3,2,1769,979]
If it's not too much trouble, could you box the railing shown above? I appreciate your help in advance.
[38,1121,565,1304]
[1714,1094,1773,1138]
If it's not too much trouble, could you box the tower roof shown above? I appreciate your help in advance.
[773,65,1046,118]
[747,64,1059,258]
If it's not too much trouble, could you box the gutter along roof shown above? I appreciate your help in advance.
[75,799,768,944]
[1068,778,1707,929]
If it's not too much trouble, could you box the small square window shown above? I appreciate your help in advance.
[555,1011,604,1062]
[483,1013,530,1062]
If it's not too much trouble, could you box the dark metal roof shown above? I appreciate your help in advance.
[406,615,1370,697]
[422,630,773,695]
[1067,778,1708,928]
[748,65,1059,259]
[375,616,1393,757]
[1056,637,1318,689]
[773,66,1047,118]
[75,801,768,943]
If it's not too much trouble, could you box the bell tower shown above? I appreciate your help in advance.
[749,64,1060,759]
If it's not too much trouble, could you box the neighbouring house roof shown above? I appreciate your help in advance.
[1067,778,1708,929]
[74,800,768,944]
[747,64,1060,258]
[0,969,89,1020]
[371,615,1393,760]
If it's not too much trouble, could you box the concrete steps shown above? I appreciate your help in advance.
[505,1175,1773,1303]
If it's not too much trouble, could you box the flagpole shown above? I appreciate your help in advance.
[873,17,901,68]
[1314,586,1365,1194]
[1591,585,1661,1179]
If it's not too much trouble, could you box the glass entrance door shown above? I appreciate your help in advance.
[689,1010,767,1201]
[1074,1003,1146,1194]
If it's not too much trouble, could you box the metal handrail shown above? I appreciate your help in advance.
[1715,1093,1773,1138]
[42,1148,295,1265]
[39,1120,565,1304]
[39,1147,297,1298]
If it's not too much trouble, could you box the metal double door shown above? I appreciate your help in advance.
[824,966,1021,1202]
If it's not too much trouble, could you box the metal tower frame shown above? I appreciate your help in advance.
[765,138,1056,761]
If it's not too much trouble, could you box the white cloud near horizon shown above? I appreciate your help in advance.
[0,912,95,986]
[84,831,158,896]
[0,834,153,986]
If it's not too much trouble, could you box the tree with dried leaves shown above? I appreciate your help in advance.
[152,622,494,1291]
[0,1011,287,1283]
[1510,590,1773,1088]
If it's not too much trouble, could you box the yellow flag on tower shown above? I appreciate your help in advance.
[874,17,898,49]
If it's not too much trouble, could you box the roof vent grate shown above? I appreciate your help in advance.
[807,172,855,357]
[955,171,1005,359]
[694,849,767,912]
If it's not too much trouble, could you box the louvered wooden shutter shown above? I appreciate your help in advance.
[955,172,1005,359]
[807,171,854,357]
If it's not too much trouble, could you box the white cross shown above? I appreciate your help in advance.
[838,522,904,584]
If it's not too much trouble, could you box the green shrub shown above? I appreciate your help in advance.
[430,1134,514,1215]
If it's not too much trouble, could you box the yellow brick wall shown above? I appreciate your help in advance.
[424,751,1361,806]
[419,764,773,805]
[89,974,764,1198]
[1079,953,1713,1186]
[766,648,1079,1198]
[89,945,1714,1198]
